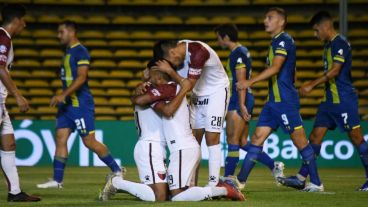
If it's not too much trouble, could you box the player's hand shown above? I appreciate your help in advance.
[180,78,192,92]
[142,68,150,81]
[50,94,65,107]
[299,82,314,97]
[156,60,174,75]
[236,80,252,91]
[134,82,151,96]
[15,95,29,113]
[240,105,251,122]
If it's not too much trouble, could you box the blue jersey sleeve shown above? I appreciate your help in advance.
[76,47,91,67]
[272,36,291,57]
[331,39,349,64]
[231,50,250,71]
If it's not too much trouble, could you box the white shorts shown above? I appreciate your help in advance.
[134,140,167,185]
[190,87,229,133]
[0,104,14,135]
[167,147,201,190]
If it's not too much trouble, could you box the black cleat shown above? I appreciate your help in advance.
[8,191,41,202]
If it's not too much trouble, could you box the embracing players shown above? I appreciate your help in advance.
[153,39,229,187]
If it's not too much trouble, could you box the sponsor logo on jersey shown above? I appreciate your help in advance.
[157,171,166,180]
[0,54,7,62]
[151,88,161,97]
[0,45,7,53]
[192,98,208,106]
[338,49,343,55]
[279,41,285,47]
[237,57,243,64]
[145,175,150,181]
[189,68,201,76]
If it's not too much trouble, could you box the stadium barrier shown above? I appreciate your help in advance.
[12,120,368,167]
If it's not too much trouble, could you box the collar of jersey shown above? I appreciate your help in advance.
[69,42,81,48]
[330,33,339,42]
[273,31,285,39]
[0,27,11,39]
[232,42,242,51]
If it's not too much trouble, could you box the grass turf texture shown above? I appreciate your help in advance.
[0,167,367,206]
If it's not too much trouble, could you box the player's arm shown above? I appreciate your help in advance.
[50,65,88,107]
[155,60,193,88]
[237,56,285,90]
[0,65,29,112]
[236,67,251,121]
[299,62,343,96]
[153,79,191,117]
[132,82,178,106]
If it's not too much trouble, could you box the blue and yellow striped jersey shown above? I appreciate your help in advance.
[323,34,356,104]
[266,31,298,104]
[60,42,94,108]
[226,44,252,96]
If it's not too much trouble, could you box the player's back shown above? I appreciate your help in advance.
[161,83,199,152]
[323,34,356,104]
[178,40,229,96]
[134,105,165,144]
[266,32,298,105]
[60,43,94,108]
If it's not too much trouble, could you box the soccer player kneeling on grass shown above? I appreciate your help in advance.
[100,59,245,201]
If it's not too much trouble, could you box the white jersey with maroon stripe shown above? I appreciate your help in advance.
[0,27,14,104]
[134,105,166,145]
[160,84,199,152]
[178,40,229,96]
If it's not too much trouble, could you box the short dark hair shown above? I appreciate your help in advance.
[153,40,178,59]
[146,58,171,81]
[214,24,238,42]
[310,11,333,26]
[146,57,176,70]
[1,4,26,25]
[267,7,287,27]
[59,20,78,33]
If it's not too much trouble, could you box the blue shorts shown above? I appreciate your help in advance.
[314,99,361,132]
[56,105,95,138]
[257,102,303,134]
[228,92,254,116]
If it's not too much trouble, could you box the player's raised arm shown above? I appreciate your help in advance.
[153,79,191,117]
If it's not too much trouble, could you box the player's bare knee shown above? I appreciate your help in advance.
[2,142,16,151]
[251,133,264,146]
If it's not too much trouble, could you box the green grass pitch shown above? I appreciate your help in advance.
[0,166,367,206]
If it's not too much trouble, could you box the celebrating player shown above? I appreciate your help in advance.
[0,4,41,202]
[37,20,122,189]
[278,11,368,191]
[234,7,323,192]
[153,39,230,187]
[129,60,244,201]
[215,24,284,185]
[100,59,169,202]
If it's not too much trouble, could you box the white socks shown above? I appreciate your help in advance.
[0,150,21,195]
[112,177,155,201]
[171,186,226,201]
[208,144,221,186]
